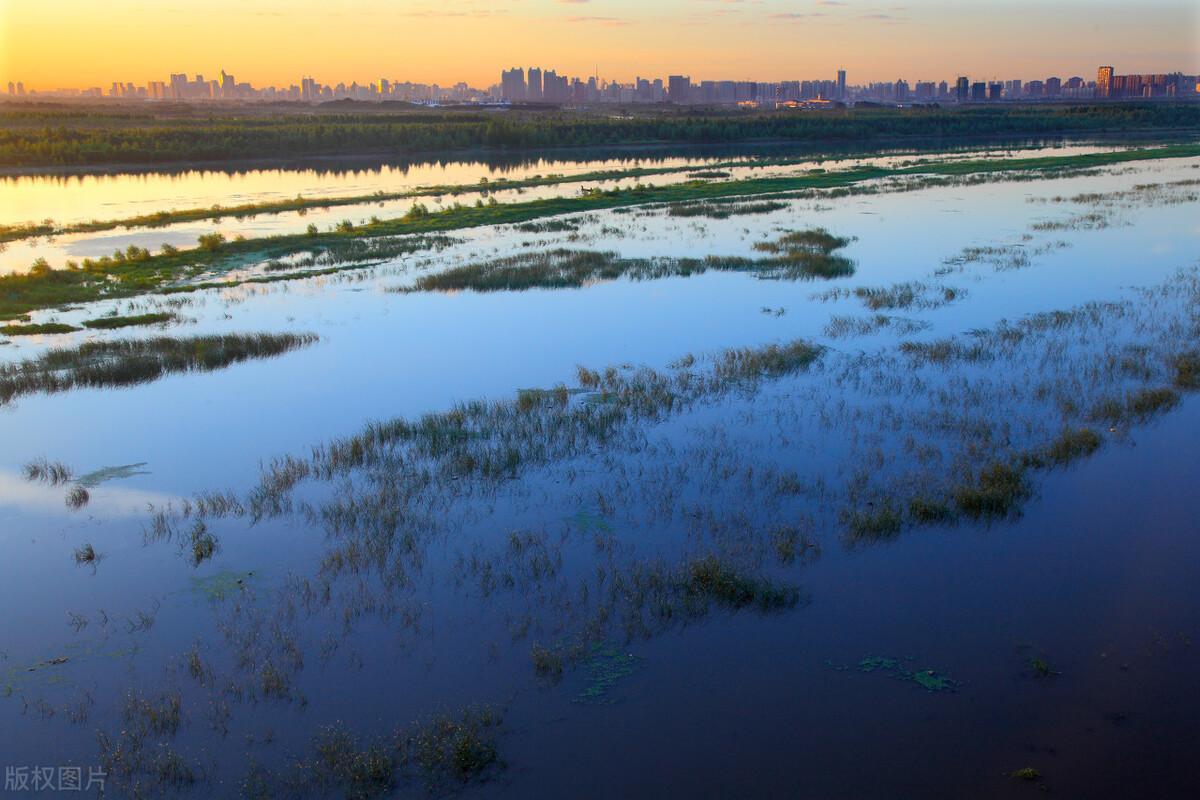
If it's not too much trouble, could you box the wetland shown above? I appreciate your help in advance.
[1,129,1198,798]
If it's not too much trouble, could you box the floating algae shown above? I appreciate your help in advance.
[566,510,614,534]
[829,655,958,692]
[573,644,642,705]
[76,463,150,488]
[190,570,254,601]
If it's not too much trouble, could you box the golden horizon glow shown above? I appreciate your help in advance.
[2,1,1198,92]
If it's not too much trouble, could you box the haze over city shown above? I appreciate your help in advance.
[2,0,1197,90]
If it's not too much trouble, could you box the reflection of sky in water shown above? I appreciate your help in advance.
[0,150,1198,797]
[1,157,1197,495]
[0,139,1138,274]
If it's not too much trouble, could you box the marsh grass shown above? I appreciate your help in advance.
[1171,352,1200,390]
[953,462,1028,519]
[515,219,579,234]
[0,322,80,336]
[0,332,318,405]
[530,644,565,678]
[683,555,800,612]
[400,706,503,783]
[842,504,904,542]
[12,143,1180,317]
[82,312,175,330]
[23,458,74,485]
[65,485,90,510]
[186,521,218,566]
[1090,387,1181,425]
[397,228,853,295]
[821,282,966,312]
[666,199,788,218]
[1025,428,1103,468]
[73,542,97,565]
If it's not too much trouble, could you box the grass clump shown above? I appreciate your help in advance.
[0,332,318,405]
[186,521,218,566]
[712,340,823,380]
[667,199,787,218]
[0,322,80,336]
[683,555,799,611]
[1028,655,1060,678]
[843,504,904,542]
[1173,352,1200,389]
[1035,427,1102,467]
[121,689,183,738]
[73,542,97,564]
[400,706,503,783]
[953,462,1028,518]
[310,725,396,799]
[907,496,953,524]
[530,643,564,678]
[1091,386,1181,425]
[23,457,74,485]
[82,312,175,330]
[65,484,90,510]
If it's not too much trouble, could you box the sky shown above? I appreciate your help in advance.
[1,0,1197,91]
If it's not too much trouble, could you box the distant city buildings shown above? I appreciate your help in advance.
[3,63,1197,107]
[1095,65,1187,98]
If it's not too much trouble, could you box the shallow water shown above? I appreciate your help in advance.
[0,139,1134,276]
[0,143,1198,798]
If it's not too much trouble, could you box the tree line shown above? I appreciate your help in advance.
[1,103,1197,167]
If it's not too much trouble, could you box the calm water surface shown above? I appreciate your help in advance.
[0,144,1198,798]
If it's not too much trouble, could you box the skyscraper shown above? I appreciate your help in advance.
[955,76,969,102]
[501,68,526,102]
[836,69,846,100]
[668,75,690,104]
[527,67,543,101]
[1096,66,1114,98]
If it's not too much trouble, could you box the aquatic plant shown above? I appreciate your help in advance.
[0,332,319,405]
[82,312,175,330]
[843,503,904,542]
[65,485,91,510]
[683,555,800,612]
[953,462,1028,519]
[23,457,74,485]
[73,543,97,565]
[0,322,80,336]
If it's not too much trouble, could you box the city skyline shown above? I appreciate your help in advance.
[5,61,1194,106]
[2,0,1197,92]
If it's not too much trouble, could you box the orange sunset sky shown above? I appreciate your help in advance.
[2,1,1197,90]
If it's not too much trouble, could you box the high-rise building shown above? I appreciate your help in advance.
[955,76,969,102]
[988,82,1003,100]
[6,82,13,96]
[221,70,235,99]
[1096,66,1114,98]
[668,75,690,104]
[501,68,525,102]
[527,67,542,101]
[971,82,987,101]
[836,69,846,100]
[1045,77,1061,97]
